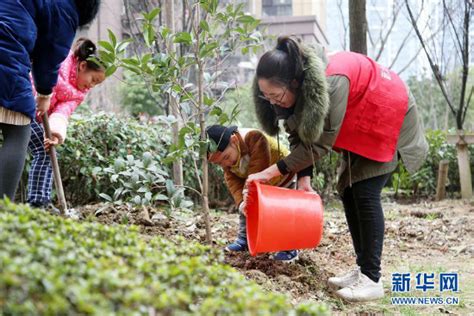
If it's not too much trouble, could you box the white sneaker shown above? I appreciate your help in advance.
[328,266,360,290]
[335,273,384,302]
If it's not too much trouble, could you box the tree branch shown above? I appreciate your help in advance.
[462,86,473,124]
[442,0,464,60]
[458,0,471,127]
[396,46,423,75]
[405,0,457,118]
[336,0,348,50]
[375,1,403,61]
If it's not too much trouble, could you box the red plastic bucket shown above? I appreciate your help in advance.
[246,181,324,256]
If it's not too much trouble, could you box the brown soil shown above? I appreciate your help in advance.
[76,197,474,314]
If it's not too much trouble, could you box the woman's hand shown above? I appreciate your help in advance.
[36,94,51,117]
[247,171,271,184]
[246,164,281,186]
[297,176,315,193]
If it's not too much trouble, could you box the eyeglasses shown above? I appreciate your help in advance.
[258,86,288,104]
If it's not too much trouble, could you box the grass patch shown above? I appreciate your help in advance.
[0,199,328,315]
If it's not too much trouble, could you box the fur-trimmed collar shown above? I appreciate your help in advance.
[253,45,330,145]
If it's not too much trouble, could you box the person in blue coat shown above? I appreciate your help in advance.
[0,0,101,201]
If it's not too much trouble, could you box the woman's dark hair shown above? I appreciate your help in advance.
[256,36,306,88]
[74,0,101,27]
[73,38,104,71]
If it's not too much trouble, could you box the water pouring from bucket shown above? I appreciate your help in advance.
[245,181,324,257]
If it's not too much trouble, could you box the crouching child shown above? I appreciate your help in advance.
[206,125,299,262]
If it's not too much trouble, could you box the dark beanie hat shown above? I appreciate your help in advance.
[206,125,238,152]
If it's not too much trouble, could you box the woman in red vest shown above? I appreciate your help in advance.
[247,36,428,302]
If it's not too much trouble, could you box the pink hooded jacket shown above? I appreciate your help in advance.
[35,51,90,143]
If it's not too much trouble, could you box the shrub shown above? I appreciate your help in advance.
[0,200,329,315]
[57,112,172,206]
[56,112,230,209]
[391,130,474,197]
[311,130,473,198]
[312,152,340,200]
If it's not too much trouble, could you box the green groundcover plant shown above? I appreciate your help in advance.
[0,200,328,315]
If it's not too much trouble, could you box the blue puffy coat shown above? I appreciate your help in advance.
[0,0,79,120]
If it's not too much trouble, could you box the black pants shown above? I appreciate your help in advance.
[0,123,31,201]
[342,173,391,283]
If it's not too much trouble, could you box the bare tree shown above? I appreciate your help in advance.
[367,0,404,61]
[349,0,368,54]
[336,0,349,50]
[337,0,425,75]
[406,0,472,199]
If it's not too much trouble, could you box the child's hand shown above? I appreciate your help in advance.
[240,187,249,216]
[297,176,315,193]
[44,135,59,152]
[239,201,247,217]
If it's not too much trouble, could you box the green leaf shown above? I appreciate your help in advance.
[98,41,115,53]
[160,26,170,39]
[98,51,114,64]
[137,187,148,193]
[180,200,194,209]
[199,42,218,58]
[154,194,168,201]
[174,32,192,45]
[99,193,113,202]
[141,53,152,65]
[145,192,152,201]
[165,179,175,195]
[92,166,102,175]
[237,15,256,24]
[133,196,141,205]
[108,29,117,47]
[199,20,210,32]
[204,95,214,107]
[218,113,230,125]
[200,0,218,14]
[147,8,161,22]
[209,107,222,116]
[207,138,218,153]
[122,58,140,66]
[105,65,117,77]
[116,39,132,53]
[172,84,184,94]
[143,24,156,47]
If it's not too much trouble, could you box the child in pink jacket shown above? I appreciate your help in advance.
[28,38,106,209]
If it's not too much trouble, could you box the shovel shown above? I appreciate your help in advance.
[42,113,68,215]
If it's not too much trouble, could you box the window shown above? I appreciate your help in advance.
[262,0,292,17]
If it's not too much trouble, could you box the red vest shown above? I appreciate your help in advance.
[326,52,408,162]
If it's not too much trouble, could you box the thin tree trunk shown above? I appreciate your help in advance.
[456,132,473,199]
[349,0,367,55]
[165,0,184,187]
[195,3,212,243]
